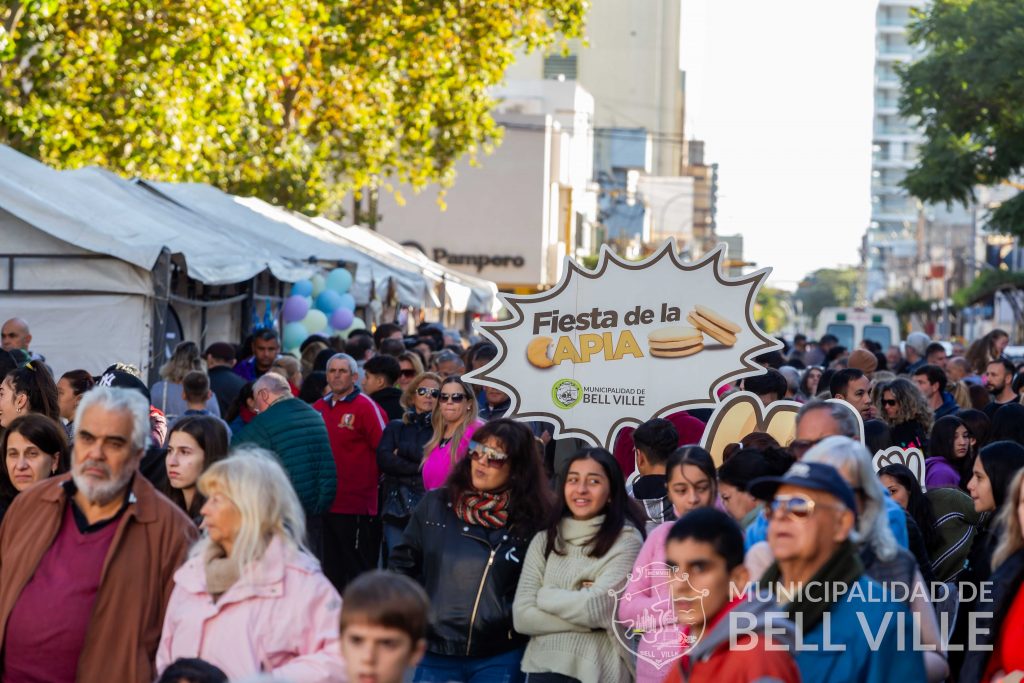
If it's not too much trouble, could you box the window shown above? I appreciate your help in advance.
[543,54,578,80]
[825,324,855,350]
[863,325,893,351]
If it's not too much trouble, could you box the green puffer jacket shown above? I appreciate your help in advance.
[231,397,337,515]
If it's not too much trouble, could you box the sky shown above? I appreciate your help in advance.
[680,0,878,291]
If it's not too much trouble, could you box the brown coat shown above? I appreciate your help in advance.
[0,473,197,683]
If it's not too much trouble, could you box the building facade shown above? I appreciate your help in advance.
[862,0,927,302]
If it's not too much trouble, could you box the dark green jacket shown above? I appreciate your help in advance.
[232,397,337,515]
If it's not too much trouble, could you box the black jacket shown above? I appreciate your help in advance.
[960,548,1024,683]
[389,489,530,657]
[208,365,247,416]
[371,387,405,422]
[376,412,433,521]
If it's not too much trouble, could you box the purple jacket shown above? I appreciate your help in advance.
[925,457,961,489]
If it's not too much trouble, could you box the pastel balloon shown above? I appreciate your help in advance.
[347,317,366,332]
[311,273,326,298]
[281,295,311,323]
[283,322,308,350]
[331,307,355,331]
[302,309,329,334]
[337,293,356,311]
[315,290,343,315]
[291,279,313,297]
[326,268,353,294]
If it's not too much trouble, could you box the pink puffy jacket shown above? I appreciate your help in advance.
[156,537,346,683]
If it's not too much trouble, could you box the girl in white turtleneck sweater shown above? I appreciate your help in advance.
[513,448,645,683]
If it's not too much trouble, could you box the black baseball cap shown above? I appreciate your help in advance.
[748,461,858,517]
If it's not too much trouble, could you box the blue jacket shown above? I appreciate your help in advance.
[793,575,925,683]
[934,392,960,420]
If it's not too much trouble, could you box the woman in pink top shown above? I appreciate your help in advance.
[617,446,718,683]
[422,376,484,490]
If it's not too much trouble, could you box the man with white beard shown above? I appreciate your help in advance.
[0,386,196,682]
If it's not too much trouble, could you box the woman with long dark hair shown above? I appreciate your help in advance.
[966,328,1009,375]
[0,363,59,428]
[56,369,94,439]
[421,376,483,490]
[958,408,991,452]
[991,403,1024,445]
[0,415,69,522]
[513,448,644,683]
[163,416,231,522]
[390,419,553,682]
[225,382,256,435]
[926,415,974,490]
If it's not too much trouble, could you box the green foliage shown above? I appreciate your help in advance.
[755,287,789,334]
[794,268,861,326]
[874,291,934,336]
[0,0,587,215]
[953,268,1024,307]
[899,0,1024,236]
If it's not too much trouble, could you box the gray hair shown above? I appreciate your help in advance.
[252,371,291,397]
[803,435,899,562]
[74,386,150,452]
[778,366,801,395]
[797,399,861,440]
[433,349,463,366]
[327,352,358,374]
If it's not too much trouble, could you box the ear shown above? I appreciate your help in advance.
[729,563,750,594]
[410,638,428,668]
[834,508,855,542]
[13,392,28,412]
[635,449,649,470]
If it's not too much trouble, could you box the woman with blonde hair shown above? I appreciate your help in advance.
[300,341,329,379]
[151,341,220,422]
[877,377,933,453]
[421,376,483,490]
[156,448,344,682]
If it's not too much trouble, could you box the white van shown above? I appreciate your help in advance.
[814,307,900,351]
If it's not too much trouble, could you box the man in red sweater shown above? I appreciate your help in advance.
[314,352,388,591]
[664,507,799,683]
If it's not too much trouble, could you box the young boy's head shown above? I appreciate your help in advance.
[181,371,211,408]
[665,508,748,638]
[632,418,678,476]
[340,570,429,683]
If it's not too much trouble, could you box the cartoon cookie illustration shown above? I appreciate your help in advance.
[686,305,740,346]
[646,326,703,358]
[526,336,555,368]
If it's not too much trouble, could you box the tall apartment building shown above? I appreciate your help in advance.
[862,0,927,302]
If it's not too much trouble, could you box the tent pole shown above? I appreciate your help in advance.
[147,248,172,387]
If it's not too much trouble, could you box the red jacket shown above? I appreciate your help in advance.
[665,599,800,683]
[314,388,387,515]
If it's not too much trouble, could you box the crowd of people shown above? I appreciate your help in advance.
[1,313,1024,682]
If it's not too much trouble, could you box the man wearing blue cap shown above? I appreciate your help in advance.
[745,461,926,683]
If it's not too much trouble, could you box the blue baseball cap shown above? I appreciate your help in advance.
[748,461,858,517]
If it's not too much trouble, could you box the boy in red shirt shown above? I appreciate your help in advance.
[664,508,800,683]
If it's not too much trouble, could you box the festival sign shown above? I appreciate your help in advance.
[464,241,782,447]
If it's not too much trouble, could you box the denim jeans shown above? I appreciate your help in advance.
[413,648,525,683]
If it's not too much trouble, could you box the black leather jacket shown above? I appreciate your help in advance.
[389,489,531,657]
[376,412,432,521]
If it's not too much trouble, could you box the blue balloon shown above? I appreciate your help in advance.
[291,279,313,297]
[283,322,308,350]
[337,293,356,311]
[315,290,343,314]
[326,268,354,294]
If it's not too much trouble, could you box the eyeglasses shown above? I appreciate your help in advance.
[400,369,417,379]
[789,437,823,458]
[439,392,466,403]
[416,387,440,398]
[468,441,509,468]
[882,399,898,407]
[765,494,845,521]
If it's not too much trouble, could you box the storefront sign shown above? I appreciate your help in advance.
[432,248,525,272]
[465,241,782,447]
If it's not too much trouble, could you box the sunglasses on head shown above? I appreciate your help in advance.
[439,392,466,403]
[416,387,440,398]
[468,440,509,468]
[400,369,418,378]
[765,494,845,520]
